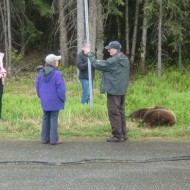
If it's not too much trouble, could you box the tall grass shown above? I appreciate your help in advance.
[1,68,190,140]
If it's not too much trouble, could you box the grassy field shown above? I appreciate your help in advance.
[1,67,190,141]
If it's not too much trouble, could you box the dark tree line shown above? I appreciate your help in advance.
[0,0,190,76]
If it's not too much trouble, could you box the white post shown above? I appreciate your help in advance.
[84,0,93,109]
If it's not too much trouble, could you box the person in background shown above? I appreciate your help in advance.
[76,43,95,104]
[82,41,130,142]
[36,54,66,145]
[0,52,7,120]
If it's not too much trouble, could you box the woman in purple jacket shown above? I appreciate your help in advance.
[36,54,66,145]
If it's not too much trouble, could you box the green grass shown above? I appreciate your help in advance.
[1,68,190,141]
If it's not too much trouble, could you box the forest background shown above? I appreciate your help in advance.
[0,0,190,140]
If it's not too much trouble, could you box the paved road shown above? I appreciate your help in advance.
[0,139,190,190]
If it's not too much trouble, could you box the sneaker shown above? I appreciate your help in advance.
[51,139,63,145]
[106,136,125,142]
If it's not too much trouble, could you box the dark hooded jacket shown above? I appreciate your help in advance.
[76,51,95,80]
[36,65,66,111]
[87,52,130,95]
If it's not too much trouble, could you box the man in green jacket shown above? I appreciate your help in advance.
[82,41,130,142]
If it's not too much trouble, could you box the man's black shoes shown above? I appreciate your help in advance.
[106,136,126,142]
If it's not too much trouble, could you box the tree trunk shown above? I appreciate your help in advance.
[0,1,8,68]
[77,0,84,54]
[96,0,104,59]
[178,44,182,67]
[125,0,130,56]
[20,1,26,54]
[89,0,97,52]
[2,0,12,73]
[116,17,121,39]
[140,0,148,69]
[130,0,140,64]
[157,0,162,77]
[76,0,85,78]
[59,0,69,66]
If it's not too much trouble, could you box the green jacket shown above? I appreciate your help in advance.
[87,52,130,95]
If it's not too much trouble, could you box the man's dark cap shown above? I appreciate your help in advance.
[105,41,121,50]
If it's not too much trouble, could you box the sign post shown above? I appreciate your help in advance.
[84,0,93,109]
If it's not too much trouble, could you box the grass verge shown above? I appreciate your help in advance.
[1,68,190,141]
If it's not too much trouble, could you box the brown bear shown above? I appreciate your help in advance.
[140,108,176,128]
[128,107,153,120]
[128,105,169,120]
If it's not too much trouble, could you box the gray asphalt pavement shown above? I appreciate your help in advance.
[0,139,190,190]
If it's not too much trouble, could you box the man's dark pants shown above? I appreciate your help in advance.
[107,94,127,139]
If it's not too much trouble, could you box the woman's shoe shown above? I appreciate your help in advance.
[42,140,49,144]
[51,139,63,145]
[56,139,63,144]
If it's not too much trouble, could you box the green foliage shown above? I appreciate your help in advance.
[61,65,76,81]
[142,0,190,62]
[183,58,190,66]
[1,67,190,140]
[11,49,25,66]
[143,1,155,17]
[2,0,190,66]
[31,0,53,17]
[103,0,125,17]
[160,0,188,50]
[25,21,43,46]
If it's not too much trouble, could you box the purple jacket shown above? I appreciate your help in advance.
[36,65,66,111]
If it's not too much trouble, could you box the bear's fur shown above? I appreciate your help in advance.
[128,105,169,120]
[128,106,176,128]
[128,107,153,120]
[141,108,176,128]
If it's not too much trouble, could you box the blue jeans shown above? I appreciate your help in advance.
[80,79,93,104]
[41,110,59,144]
